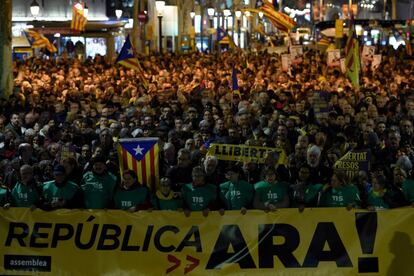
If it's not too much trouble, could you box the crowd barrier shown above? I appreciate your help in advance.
[1,207,413,275]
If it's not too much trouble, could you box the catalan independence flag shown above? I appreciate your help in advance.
[117,138,160,190]
[71,2,87,32]
[232,66,241,98]
[345,13,360,88]
[27,30,57,53]
[255,0,296,33]
[116,35,149,88]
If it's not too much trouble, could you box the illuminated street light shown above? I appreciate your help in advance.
[258,11,264,19]
[155,1,166,53]
[30,0,40,18]
[115,9,123,19]
[84,3,89,18]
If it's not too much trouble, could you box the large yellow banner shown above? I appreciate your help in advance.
[1,208,414,275]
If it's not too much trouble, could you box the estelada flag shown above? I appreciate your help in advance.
[27,30,57,53]
[116,35,149,88]
[117,138,160,190]
[71,2,87,32]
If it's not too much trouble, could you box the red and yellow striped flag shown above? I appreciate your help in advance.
[71,3,87,32]
[116,35,149,89]
[117,138,160,190]
[27,30,57,53]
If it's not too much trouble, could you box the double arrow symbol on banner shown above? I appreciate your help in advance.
[166,254,200,274]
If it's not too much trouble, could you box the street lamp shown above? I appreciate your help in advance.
[155,0,165,54]
[223,8,231,31]
[190,10,196,51]
[244,10,251,50]
[207,7,215,52]
[115,9,123,19]
[30,0,40,18]
[235,10,242,47]
[84,3,89,18]
[258,11,264,19]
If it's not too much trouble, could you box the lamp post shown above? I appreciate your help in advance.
[235,10,242,47]
[155,1,165,54]
[223,7,231,32]
[115,8,123,19]
[190,10,196,51]
[84,3,89,18]
[30,0,40,19]
[207,7,215,52]
[244,10,251,50]
[258,11,264,42]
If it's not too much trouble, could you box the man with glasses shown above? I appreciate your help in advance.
[181,166,217,215]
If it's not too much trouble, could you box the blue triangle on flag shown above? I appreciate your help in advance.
[119,138,158,161]
[116,35,135,63]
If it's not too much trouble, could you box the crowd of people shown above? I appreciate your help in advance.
[0,45,414,214]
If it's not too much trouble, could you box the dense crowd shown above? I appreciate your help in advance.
[1,46,414,214]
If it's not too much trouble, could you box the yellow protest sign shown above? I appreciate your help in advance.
[207,143,287,165]
[1,208,414,275]
[335,19,344,38]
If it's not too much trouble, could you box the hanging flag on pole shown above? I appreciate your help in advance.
[232,66,241,98]
[117,138,160,190]
[116,35,149,89]
[71,2,87,32]
[345,12,360,88]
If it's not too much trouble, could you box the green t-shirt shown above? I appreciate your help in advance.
[42,180,79,205]
[0,187,9,206]
[81,172,117,209]
[11,182,39,207]
[181,183,217,211]
[319,185,360,207]
[304,184,324,205]
[402,179,414,203]
[151,192,182,211]
[113,186,148,210]
[220,180,254,210]
[366,189,389,210]
[254,181,288,205]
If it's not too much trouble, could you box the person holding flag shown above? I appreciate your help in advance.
[345,12,360,89]
[232,65,241,99]
[116,35,149,89]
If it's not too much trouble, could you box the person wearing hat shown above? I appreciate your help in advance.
[81,155,117,209]
[219,164,253,213]
[41,164,82,210]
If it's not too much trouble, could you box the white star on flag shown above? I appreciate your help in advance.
[127,48,134,55]
[133,145,144,156]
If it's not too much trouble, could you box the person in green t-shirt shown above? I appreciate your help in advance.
[402,177,414,205]
[318,171,360,208]
[219,165,253,213]
[367,174,389,210]
[113,170,150,211]
[181,166,217,214]
[42,165,83,210]
[0,185,10,207]
[81,155,117,209]
[253,167,289,211]
[151,177,182,211]
[11,165,40,208]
